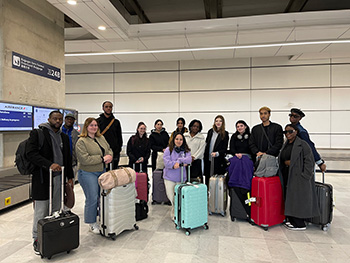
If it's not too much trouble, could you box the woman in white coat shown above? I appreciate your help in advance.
[184,119,205,182]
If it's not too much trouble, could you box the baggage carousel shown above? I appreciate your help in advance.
[0,168,31,210]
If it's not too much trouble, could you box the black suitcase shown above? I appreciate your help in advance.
[229,187,251,221]
[135,200,149,221]
[37,167,79,259]
[308,172,333,231]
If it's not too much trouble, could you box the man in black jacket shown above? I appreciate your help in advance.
[26,110,74,255]
[249,106,283,158]
[97,101,123,169]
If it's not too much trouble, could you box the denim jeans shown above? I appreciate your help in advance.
[78,169,104,224]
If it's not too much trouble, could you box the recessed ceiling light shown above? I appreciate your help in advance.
[67,0,77,5]
[98,26,106,31]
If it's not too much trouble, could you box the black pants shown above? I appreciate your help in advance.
[288,216,306,227]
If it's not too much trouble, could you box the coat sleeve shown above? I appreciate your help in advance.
[217,131,229,156]
[229,134,237,155]
[126,137,137,164]
[26,129,52,170]
[76,139,104,166]
[249,127,259,156]
[145,140,151,162]
[266,124,283,156]
[62,134,74,179]
[101,136,113,157]
[179,151,192,165]
[193,139,206,160]
[116,119,123,153]
[163,147,176,169]
[300,141,315,180]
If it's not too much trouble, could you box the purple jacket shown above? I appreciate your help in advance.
[163,147,192,182]
[227,155,254,190]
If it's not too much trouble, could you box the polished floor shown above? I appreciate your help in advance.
[0,172,350,263]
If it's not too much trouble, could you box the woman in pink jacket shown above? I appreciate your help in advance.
[163,132,192,219]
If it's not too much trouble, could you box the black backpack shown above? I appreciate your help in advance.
[15,129,44,175]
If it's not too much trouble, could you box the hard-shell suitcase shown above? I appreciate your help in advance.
[250,176,285,230]
[100,182,139,240]
[307,172,333,231]
[134,164,148,202]
[37,167,79,259]
[174,165,208,235]
[229,187,250,221]
[152,169,170,204]
[208,160,228,216]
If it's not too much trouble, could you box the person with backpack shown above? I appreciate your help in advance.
[26,110,74,255]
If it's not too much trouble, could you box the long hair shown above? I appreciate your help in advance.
[212,115,226,139]
[79,117,101,137]
[168,132,190,153]
[133,122,148,145]
[175,117,186,133]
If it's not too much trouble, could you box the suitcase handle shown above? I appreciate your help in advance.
[180,163,191,183]
[49,166,65,216]
[133,162,145,173]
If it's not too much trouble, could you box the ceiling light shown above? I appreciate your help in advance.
[67,0,77,5]
[98,26,106,31]
[65,39,350,57]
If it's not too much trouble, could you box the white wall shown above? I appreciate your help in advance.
[66,57,350,149]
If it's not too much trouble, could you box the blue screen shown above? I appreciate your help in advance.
[0,102,33,131]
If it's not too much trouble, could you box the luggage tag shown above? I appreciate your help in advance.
[245,194,256,205]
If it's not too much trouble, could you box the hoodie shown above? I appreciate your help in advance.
[39,122,63,176]
[183,132,205,160]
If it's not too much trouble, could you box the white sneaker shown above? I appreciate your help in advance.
[89,223,100,234]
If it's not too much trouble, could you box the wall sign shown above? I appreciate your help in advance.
[12,51,61,81]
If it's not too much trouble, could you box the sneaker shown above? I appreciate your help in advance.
[89,223,100,234]
[33,240,40,255]
[284,223,306,231]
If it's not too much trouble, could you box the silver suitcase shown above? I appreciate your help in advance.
[100,182,139,240]
[208,159,227,216]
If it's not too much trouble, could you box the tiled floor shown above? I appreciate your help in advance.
[0,172,349,262]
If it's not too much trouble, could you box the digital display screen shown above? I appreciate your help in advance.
[0,102,33,131]
[33,107,58,128]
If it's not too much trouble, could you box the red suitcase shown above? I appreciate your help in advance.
[134,164,148,202]
[250,176,285,230]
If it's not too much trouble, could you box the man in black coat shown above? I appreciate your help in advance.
[97,101,123,169]
[26,110,74,255]
[249,106,283,159]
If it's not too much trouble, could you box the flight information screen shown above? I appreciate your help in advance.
[0,102,33,131]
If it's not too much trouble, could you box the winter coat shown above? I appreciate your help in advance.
[204,129,229,176]
[26,126,74,200]
[126,135,151,172]
[149,128,169,170]
[229,131,252,157]
[163,147,192,182]
[183,132,205,160]
[96,113,122,157]
[76,135,113,172]
[227,155,254,190]
[278,136,320,218]
[249,122,283,157]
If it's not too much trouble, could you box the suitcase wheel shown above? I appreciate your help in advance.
[263,227,268,231]
[203,223,209,230]
[322,224,329,231]
[185,230,191,236]
[110,234,117,241]
[67,250,71,254]
[134,224,139,230]
[221,212,226,217]
[175,224,180,230]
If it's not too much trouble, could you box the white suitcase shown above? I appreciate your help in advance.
[100,182,139,240]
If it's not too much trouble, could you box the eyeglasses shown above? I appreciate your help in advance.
[283,130,296,134]
[289,114,300,118]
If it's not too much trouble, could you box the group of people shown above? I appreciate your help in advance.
[27,101,326,254]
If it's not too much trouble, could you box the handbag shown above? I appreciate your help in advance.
[254,154,279,177]
[156,152,165,170]
[64,182,75,209]
[98,167,136,190]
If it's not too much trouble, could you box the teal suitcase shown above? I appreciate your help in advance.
[174,165,209,235]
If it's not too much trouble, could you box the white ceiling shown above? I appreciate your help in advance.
[47,0,350,64]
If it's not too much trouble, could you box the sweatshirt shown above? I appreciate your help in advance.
[163,147,192,182]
